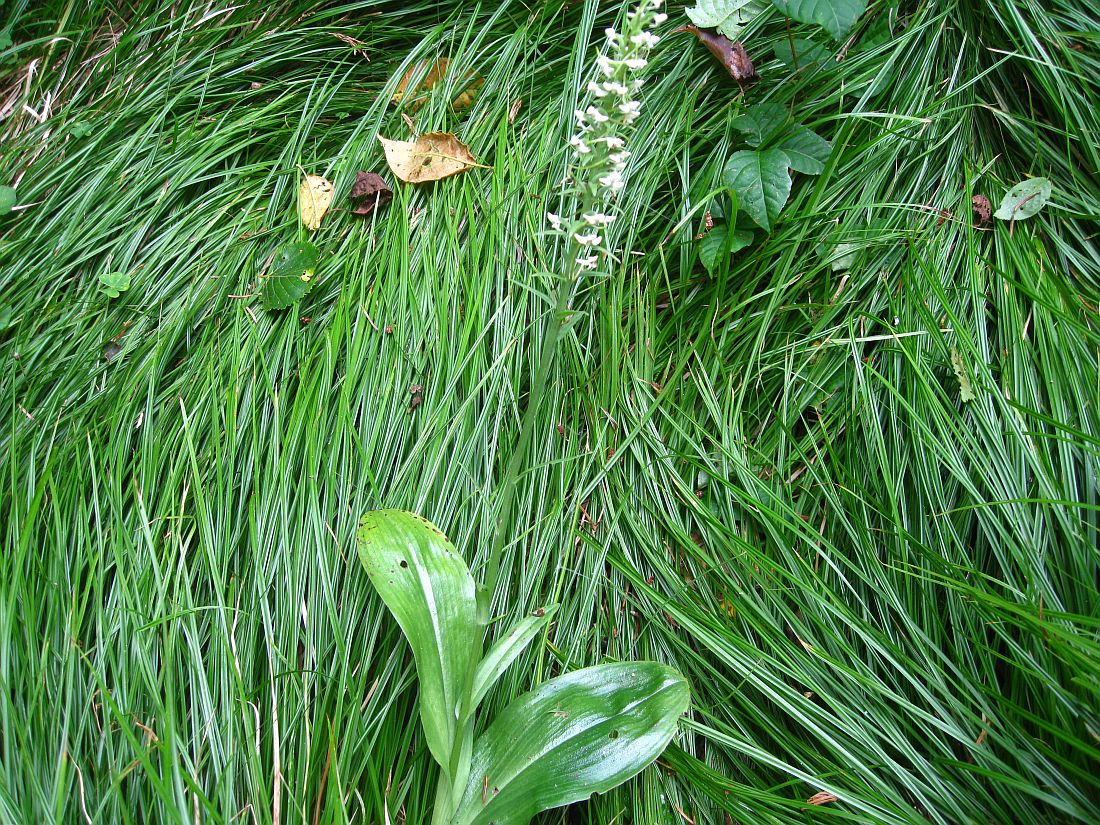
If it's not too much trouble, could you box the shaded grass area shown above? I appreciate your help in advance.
[1,1,1097,823]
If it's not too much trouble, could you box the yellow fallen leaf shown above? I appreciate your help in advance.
[298,174,334,231]
[377,132,484,184]
[392,58,483,111]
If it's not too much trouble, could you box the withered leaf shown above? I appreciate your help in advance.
[350,171,393,216]
[679,24,757,83]
[377,132,484,184]
[392,58,484,111]
[971,194,992,226]
[298,174,334,231]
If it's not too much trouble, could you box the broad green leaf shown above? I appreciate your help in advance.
[685,0,768,41]
[261,240,319,310]
[723,149,792,232]
[773,37,831,71]
[994,178,1051,222]
[775,124,832,175]
[451,662,689,825]
[471,605,558,708]
[699,225,754,274]
[0,185,16,215]
[357,510,481,771]
[731,101,789,148]
[770,0,867,40]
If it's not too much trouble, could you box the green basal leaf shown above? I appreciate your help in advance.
[451,662,689,825]
[472,605,558,709]
[770,0,867,40]
[994,178,1052,221]
[775,124,832,175]
[685,0,768,41]
[723,149,792,232]
[261,240,320,310]
[357,510,481,773]
[731,101,789,149]
[0,185,16,215]
[699,225,754,274]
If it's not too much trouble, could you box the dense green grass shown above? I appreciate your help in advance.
[1,1,1097,823]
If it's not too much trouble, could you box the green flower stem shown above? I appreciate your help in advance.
[480,257,581,621]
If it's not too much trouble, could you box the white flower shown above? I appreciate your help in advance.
[599,170,625,194]
[653,12,668,24]
[587,80,608,97]
[585,105,610,123]
[574,109,588,127]
[609,152,629,169]
[619,101,641,116]
[570,135,591,154]
[602,81,629,96]
[599,136,625,149]
[596,55,615,77]
[605,27,618,45]
[576,255,599,271]
[583,212,616,226]
[574,231,602,246]
[631,32,660,48]
[624,58,648,70]
[547,212,564,230]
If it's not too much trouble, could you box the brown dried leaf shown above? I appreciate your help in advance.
[349,171,392,216]
[971,194,992,226]
[377,132,484,184]
[807,791,838,806]
[298,174,334,231]
[679,25,757,83]
[392,58,483,111]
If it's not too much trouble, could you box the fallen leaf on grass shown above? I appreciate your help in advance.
[298,175,334,231]
[677,24,757,83]
[807,791,838,805]
[262,240,320,310]
[349,171,393,216]
[378,132,484,183]
[994,177,1051,222]
[971,194,992,226]
[392,58,484,111]
[950,346,975,403]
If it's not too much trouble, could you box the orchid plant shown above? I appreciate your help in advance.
[358,5,689,825]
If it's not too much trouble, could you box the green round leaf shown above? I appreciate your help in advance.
[261,240,320,310]
[0,186,17,215]
[98,271,131,298]
[994,178,1052,222]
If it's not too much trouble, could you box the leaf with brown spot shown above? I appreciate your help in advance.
[377,132,484,184]
[392,58,483,111]
[677,25,757,83]
[349,171,393,216]
[298,174,334,231]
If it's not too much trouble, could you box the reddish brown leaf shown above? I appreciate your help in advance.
[678,25,757,83]
[971,194,992,226]
[350,171,392,216]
